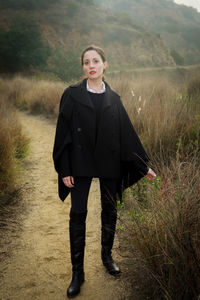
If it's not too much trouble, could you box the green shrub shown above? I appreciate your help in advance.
[0,0,57,10]
[0,16,50,72]
[67,0,79,17]
[170,49,184,66]
[48,47,82,82]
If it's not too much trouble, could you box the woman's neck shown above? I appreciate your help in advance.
[87,78,103,92]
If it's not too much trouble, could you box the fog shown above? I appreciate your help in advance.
[174,0,200,12]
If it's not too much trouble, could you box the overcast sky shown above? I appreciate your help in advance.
[174,0,200,12]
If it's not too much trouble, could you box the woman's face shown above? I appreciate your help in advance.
[82,50,107,80]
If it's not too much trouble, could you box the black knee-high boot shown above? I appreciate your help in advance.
[67,210,87,298]
[101,209,121,275]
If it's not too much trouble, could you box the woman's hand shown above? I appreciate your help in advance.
[145,168,156,180]
[62,176,74,188]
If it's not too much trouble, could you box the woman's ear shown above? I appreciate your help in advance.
[104,61,108,70]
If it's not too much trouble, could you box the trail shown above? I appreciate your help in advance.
[0,111,132,300]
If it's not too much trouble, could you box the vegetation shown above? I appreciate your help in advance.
[187,77,200,100]
[110,72,200,165]
[118,154,200,299]
[0,82,29,202]
[48,47,82,82]
[170,49,184,66]
[0,0,175,80]
[94,0,200,65]
[0,0,200,79]
[1,1,200,295]
[0,0,57,10]
[0,16,50,72]
[0,65,199,298]
[0,76,65,118]
[114,71,200,299]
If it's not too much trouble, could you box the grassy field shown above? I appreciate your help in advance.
[112,71,200,299]
[0,69,199,299]
[0,87,29,203]
[0,76,66,118]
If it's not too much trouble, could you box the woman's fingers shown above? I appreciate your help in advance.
[145,168,156,180]
[62,176,74,188]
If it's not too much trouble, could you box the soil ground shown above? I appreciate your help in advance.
[0,111,142,300]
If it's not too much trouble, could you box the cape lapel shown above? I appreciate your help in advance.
[70,79,94,109]
[102,82,112,111]
[69,79,113,111]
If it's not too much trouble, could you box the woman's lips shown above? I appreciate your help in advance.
[89,71,96,75]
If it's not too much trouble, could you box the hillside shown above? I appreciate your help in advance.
[94,0,200,65]
[0,0,175,79]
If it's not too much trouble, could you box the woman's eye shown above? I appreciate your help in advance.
[84,61,89,65]
[94,60,99,63]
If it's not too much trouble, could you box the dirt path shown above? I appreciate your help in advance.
[0,111,131,300]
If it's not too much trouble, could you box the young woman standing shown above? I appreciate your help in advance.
[53,45,156,298]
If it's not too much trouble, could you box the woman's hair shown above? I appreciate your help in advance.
[81,45,107,65]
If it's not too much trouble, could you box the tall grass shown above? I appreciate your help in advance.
[0,73,199,298]
[0,94,29,203]
[110,74,200,165]
[118,153,200,299]
[115,75,200,299]
[0,76,66,118]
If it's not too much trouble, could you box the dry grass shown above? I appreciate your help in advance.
[0,73,199,298]
[0,75,65,203]
[118,154,200,299]
[0,76,66,118]
[114,73,200,299]
[0,93,29,202]
[111,74,200,165]
[1,75,199,162]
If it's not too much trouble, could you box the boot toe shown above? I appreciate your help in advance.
[67,273,84,298]
[67,286,80,298]
[103,260,121,276]
[109,263,121,275]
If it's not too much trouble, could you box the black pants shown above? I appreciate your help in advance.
[70,177,117,214]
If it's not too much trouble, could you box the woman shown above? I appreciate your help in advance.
[53,45,156,298]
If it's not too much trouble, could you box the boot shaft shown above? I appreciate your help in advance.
[101,209,117,250]
[69,210,87,273]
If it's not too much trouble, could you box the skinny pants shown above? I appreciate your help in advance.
[70,177,117,214]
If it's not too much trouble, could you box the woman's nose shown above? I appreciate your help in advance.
[89,62,94,68]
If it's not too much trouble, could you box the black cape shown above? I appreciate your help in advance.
[53,79,150,201]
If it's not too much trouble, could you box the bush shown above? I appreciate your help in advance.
[76,0,94,5]
[0,16,50,72]
[170,49,184,66]
[0,0,57,10]
[0,93,29,199]
[48,47,82,82]
[117,11,134,27]
[67,0,79,17]
[118,154,200,299]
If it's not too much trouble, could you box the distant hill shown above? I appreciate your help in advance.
[94,0,200,65]
[0,0,175,79]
